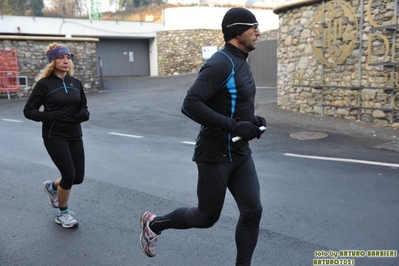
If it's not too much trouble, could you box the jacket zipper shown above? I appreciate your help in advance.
[62,79,68,93]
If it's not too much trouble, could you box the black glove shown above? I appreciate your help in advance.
[253,115,266,134]
[232,120,261,141]
[42,110,64,122]
[75,109,90,123]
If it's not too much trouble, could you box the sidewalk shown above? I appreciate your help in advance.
[254,87,399,153]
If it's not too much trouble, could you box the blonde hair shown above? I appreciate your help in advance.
[35,43,75,81]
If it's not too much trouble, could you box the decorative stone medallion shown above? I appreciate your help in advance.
[311,0,358,67]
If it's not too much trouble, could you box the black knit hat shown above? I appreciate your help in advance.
[221,8,258,41]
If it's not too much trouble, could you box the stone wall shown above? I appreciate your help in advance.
[157,29,224,76]
[0,37,99,97]
[275,0,399,127]
[258,29,278,42]
[1,27,274,97]
[156,28,278,76]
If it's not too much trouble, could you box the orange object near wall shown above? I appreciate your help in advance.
[0,50,21,94]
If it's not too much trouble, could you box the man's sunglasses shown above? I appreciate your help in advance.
[226,22,259,30]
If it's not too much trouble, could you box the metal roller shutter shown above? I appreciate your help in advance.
[96,39,150,77]
[248,40,277,88]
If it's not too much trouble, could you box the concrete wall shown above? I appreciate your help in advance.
[0,7,279,96]
[0,7,278,36]
[156,7,279,76]
[162,7,279,31]
[0,7,279,78]
[0,16,162,77]
[0,15,162,38]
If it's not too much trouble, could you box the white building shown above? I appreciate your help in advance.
[0,6,278,76]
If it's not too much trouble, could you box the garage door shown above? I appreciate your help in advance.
[96,39,150,77]
[248,40,277,88]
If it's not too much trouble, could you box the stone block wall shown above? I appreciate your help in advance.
[275,0,399,127]
[157,29,224,76]
[156,28,277,76]
[0,37,99,97]
[258,29,278,42]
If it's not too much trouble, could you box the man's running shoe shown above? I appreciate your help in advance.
[43,181,58,208]
[139,211,159,257]
[55,210,78,228]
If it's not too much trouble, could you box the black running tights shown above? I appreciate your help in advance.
[43,137,85,190]
[151,156,263,266]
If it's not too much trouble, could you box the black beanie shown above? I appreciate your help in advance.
[221,8,258,42]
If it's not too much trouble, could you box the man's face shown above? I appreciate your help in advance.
[237,24,260,53]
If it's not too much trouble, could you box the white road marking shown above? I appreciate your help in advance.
[182,141,195,145]
[284,153,399,168]
[2,119,23,123]
[108,132,143,139]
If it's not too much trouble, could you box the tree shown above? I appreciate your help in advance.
[0,0,28,15]
[31,0,44,16]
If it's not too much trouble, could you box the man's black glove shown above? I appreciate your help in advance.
[253,115,266,127]
[42,110,64,122]
[75,109,90,123]
[253,115,266,134]
[232,120,261,141]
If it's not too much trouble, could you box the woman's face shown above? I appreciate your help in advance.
[54,54,72,73]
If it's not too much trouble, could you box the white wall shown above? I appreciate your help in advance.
[163,7,279,31]
[0,7,278,76]
[0,7,278,36]
[166,0,290,8]
[0,16,163,38]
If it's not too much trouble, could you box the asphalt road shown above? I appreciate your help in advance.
[1,74,398,266]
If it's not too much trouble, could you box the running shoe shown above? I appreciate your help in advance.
[139,211,159,257]
[43,181,58,208]
[55,210,78,228]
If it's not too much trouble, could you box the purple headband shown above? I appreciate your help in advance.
[46,47,71,63]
